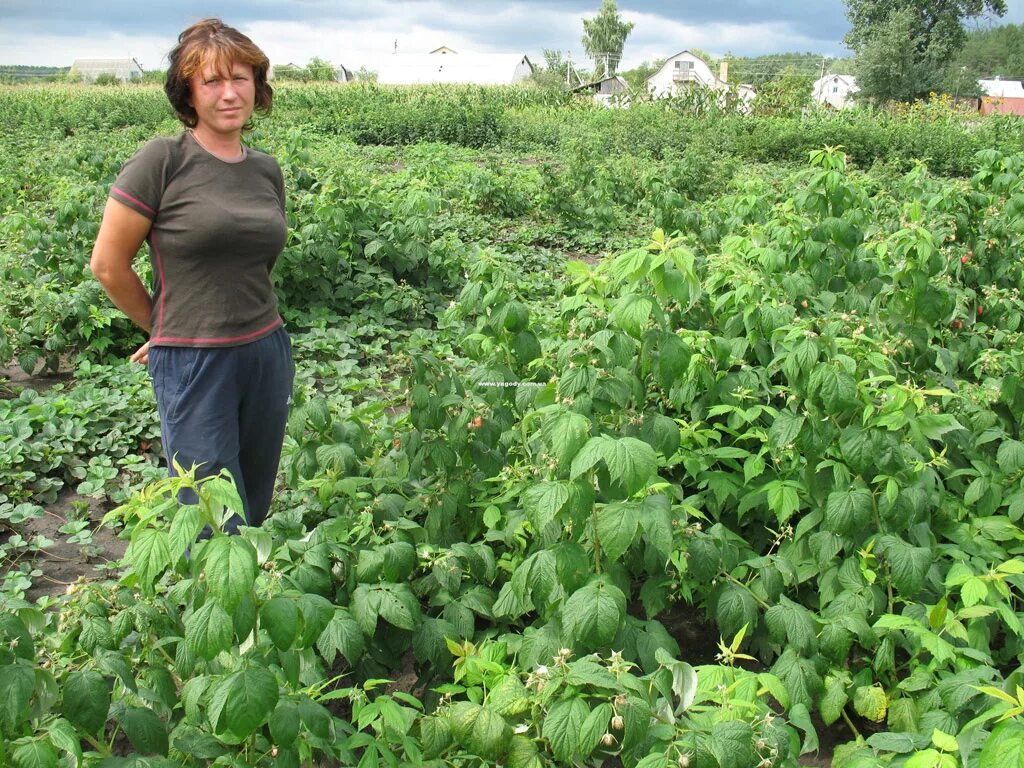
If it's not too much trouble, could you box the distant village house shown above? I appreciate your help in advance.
[978,78,1024,116]
[645,51,755,109]
[812,74,859,109]
[70,58,144,83]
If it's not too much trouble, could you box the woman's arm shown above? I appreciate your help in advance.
[91,197,154,333]
[91,197,156,363]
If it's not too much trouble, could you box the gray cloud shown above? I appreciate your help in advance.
[3,0,1024,68]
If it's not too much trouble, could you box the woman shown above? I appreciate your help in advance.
[91,18,293,532]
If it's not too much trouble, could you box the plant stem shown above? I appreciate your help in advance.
[871,496,896,613]
[722,571,771,610]
[840,706,863,742]
[83,733,112,756]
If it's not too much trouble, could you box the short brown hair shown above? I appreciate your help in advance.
[165,18,273,128]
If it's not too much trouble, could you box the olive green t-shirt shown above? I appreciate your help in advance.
[109,132,288,347]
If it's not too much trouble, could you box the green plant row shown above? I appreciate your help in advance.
[5,84,1024,173]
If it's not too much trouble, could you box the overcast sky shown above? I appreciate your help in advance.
[1,0,1022,71]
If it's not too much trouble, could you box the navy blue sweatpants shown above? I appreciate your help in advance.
[148,327,294,532]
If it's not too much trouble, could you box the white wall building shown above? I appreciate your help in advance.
[70,58,144,82]
[371,53,533,85]
[978,78,1024,99]
[647,51,720,96]
[646,51,755,109]
[812,74,859,109]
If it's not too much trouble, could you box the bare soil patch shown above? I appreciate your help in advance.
[22,489,125,602]
[1,358,74,398]
[565,249,601,265]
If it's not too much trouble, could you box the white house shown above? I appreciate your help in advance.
[812,74,859,109]
[647,51,719,96]
[70,58,144,82]
[646,52,755,109]
[371,52,534,85]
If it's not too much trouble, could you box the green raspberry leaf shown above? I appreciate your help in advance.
[824,487,873,536]
[209,667,279,741]
[543,697,589,763]
[185,600,234,660]
[563,577,626,649]
[449,702,511,762]
[202,536,258,613]
[61,670,110,737]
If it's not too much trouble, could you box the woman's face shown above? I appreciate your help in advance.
[189,60,255,136]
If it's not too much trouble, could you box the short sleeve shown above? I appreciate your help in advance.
[109,138,174,221]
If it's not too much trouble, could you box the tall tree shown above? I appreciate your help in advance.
[852,7,937,101]
[846,0,1007,57]
[845,0,1007,101]
[304,57,338,82]
[581,0,635,78]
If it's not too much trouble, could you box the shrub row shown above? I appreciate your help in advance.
[5,84,1024,173]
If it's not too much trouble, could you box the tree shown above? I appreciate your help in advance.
[852,7,937,101]
[620,58,665,92]
[526,50,591,92]
[751,66,816,115]
[529,49,572,90]
[845,0,1007,101]
[581,0,635,78]
[354,66,378,83]
[304,57,337,82]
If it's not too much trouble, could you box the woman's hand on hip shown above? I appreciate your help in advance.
[131,341,150,365]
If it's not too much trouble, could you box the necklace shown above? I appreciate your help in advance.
[188,129,245,162]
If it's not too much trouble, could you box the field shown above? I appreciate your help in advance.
[2,83,1024,768]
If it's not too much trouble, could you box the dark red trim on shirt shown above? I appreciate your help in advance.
[151,316,283,345]
[111,187,156,216]
[149,233,167,339]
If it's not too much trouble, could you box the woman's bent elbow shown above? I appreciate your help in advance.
[90,249,117,285]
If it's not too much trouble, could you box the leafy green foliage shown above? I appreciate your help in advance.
[5,86,1024,768]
